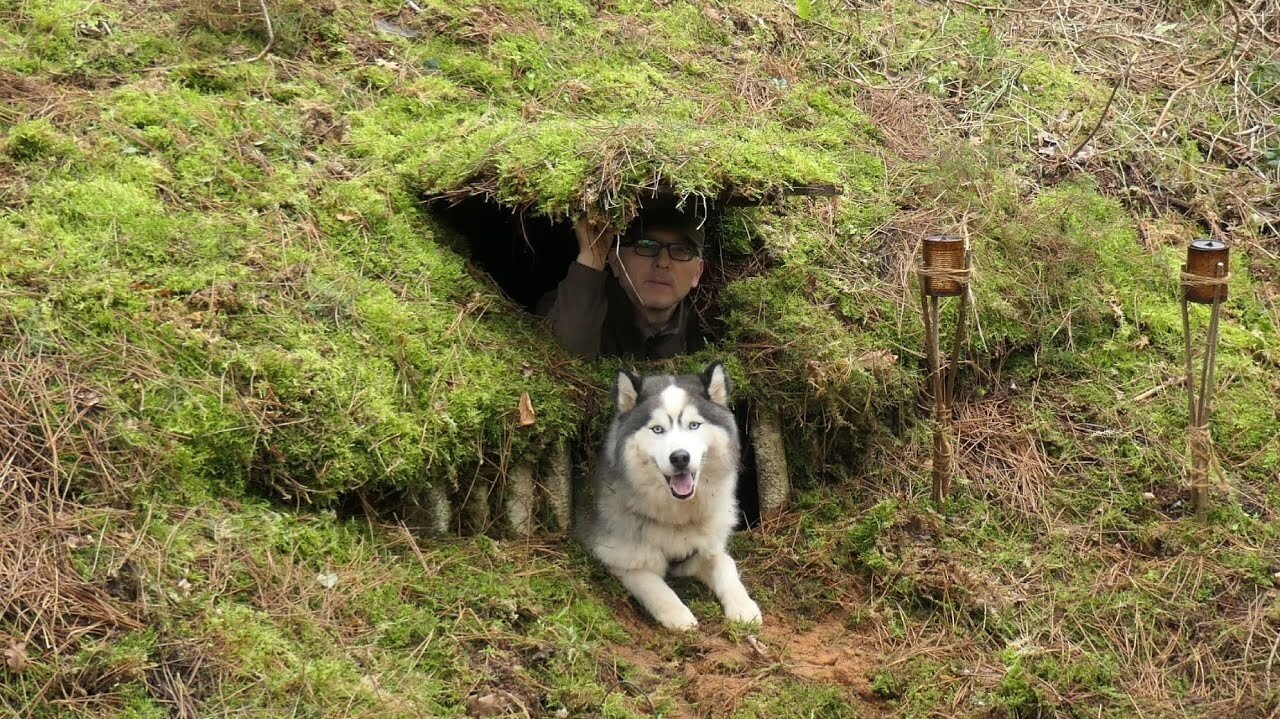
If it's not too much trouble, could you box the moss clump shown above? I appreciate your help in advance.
[991,663,1047,717]
[3,118,77,161]
[970,180,1167,356]
[733,680,863,719]
[1,91,583,504]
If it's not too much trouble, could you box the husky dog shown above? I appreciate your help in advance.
[582,363,762,631]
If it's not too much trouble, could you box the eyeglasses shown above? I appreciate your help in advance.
[622,238,701,262]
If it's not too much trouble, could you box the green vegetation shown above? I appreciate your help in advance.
[2,0,1278,717]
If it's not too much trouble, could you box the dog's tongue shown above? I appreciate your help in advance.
[669,472,695,497]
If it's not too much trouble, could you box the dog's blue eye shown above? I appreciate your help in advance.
[651,426,664,434]
[689,422,701,430]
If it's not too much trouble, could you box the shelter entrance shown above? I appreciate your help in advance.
[425,191,822,532]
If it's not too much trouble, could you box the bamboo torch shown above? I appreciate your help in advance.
[919,235,971,505]
[1180,239,1229,518]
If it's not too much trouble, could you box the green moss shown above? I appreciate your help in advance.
[1013,56,1108,123]
[869,657,951,715]
[12,497,642,717]
[732,680,861,719]
[3,118,77,161]
[992,663,1046,716]
[394,113,855,220]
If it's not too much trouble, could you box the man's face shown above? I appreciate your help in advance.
[609,227,704,312]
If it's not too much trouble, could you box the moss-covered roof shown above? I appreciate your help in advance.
[342,1,882,219]
[402,115,854,216]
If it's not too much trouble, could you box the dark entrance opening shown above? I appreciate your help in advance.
[430,195,581,313]
[734,403,761,530]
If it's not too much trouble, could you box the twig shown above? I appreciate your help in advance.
[1065,53,1134,162]
[597,676,656,716]
[746,634,772,660]
[1126,375,1185,404]
[230,0,276,66]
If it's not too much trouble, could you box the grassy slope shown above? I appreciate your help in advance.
[2,0,1279,717]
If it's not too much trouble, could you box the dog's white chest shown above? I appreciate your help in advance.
[647,521,717,562]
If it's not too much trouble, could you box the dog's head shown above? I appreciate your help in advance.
[611,362,738,501]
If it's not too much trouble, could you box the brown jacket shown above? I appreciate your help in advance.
[538,262,703,360]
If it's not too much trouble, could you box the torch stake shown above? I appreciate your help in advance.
[919,237,971,506]
[1180,240,1229,519]
[1199,262,1225,421]
[921,291,950,504]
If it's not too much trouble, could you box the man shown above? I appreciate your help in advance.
[538,208,706,360]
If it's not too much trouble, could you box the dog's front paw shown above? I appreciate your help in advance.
[724,597,762,626]
[655,604,699,631]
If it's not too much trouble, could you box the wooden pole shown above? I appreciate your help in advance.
[945,248,972,407]
[1190,261,1226,518]
[925,294,951,504]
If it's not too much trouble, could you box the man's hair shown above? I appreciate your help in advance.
[623,208,706,249]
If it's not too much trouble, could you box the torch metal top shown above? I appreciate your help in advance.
[1189,239,1228,252]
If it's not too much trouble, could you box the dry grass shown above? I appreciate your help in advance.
[0,333,145,662]
[974,0,1278,240]
[952,399,1054,522]
[854,87,948,163]
[0,70,88,126]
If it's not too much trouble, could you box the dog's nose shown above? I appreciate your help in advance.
[669,450,690,470]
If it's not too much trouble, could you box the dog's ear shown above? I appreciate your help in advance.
[701,362,730,406]
[614,368,642,412]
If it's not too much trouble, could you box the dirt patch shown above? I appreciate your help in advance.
[682,673,759,718]
[605,606,888,718]
[773,617,880,700]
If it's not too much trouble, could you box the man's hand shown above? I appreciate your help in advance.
[574,216,612,271]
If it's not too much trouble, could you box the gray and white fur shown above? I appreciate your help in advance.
[582,363,762,631]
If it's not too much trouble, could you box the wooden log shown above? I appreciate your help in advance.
[751,407,791,516]
[506,462,537,536]
[543,444,573,532]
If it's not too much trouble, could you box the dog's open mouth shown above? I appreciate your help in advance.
[667,472,696,500]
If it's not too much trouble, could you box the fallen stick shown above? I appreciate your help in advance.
[1128,375,1186,404]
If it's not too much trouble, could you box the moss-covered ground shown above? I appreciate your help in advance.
[2,0,1279,716]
